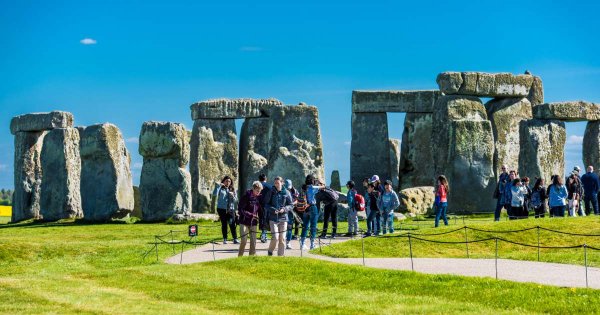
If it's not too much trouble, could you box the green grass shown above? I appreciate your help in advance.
[317,216,600,267]
[0,218,599,314]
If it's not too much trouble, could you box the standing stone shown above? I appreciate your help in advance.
[527,76,544,105]
[351,112,389,193]
[398,186,435,215]
[40,128,83,221]
[239,117,271,193]
[432,95,495,212]
[80,123,134,221]
[266,105,325,188]
[389,138,401,189]
[330,170,341,191]
[399,113,434,189]
[190,119,238,213]
[132,186,142,218]
[486,98,533,178]
[12,131,46,222]
[583,121,600,170]
[139,122,191,221]
[519,119,566,184]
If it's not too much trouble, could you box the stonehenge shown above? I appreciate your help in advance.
[399,113,433,189]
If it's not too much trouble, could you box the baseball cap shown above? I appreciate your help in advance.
[370,175,380,183]
[284,179,293,189]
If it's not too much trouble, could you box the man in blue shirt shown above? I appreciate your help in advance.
[581,166,600,215]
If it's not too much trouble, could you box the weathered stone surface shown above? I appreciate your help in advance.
[190,98,282,120]
[239,117,270,193]
[532,101,600,121]
[583,121,600,169]
[10,111,73,135]
[330,170,341,191]
[437,72,534,97]
[132,185,142,218]
[80,123,134,221]
[389,139,401,189]
[40,128,83,221]
[266,105,325,189]
[350,112,390,193]
[528,76,544,105]
[190,119,238,213]
[352,90,441,113]
[12,131,46,222]
[399,113,434,189]
[398,186,435,215]
[519,119,566,184]
[139,121,189,164]
[140,158,192,221]
[486,98,533,178]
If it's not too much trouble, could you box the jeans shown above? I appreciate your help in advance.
[286,211,295,242]
[301,205,319,247]
[366,210,380,235]
[268,221,287,256]
[217,208,237,240]
[435,202,448,227]
[551,205,566,217]
[347,210,358,234]
[238,224,257,256]
[534,205,546,218]
[494,198,505,221]
[321,201,338,236]
[381,211,394,234]
[584,193,599,215]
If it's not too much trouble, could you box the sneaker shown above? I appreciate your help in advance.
[260,235,267,243]
[223,239,227,244]
[363,233,372,238]
[292,235,298,240]
[233,239,239,244]
[286,243,293,250]
[300,243,308,251]
[331,234,336,239]
[310,244,316,250]
[268,251,273,256]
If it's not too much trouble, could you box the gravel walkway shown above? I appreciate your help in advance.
[165,236,600,289]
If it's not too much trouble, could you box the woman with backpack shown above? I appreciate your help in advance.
[434,175,450,228]
[530,178,548,218]
[237,181,263,256]
[344,180,362,236]
[212,175,239,244]
[264,176,294,256]
[548,175,568,217]
[300,175,326,250]
[379,180,400,234]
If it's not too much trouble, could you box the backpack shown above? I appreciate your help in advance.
[353,193,366,211]
[318,187,339,205]
[294,191,309,213]
[530,189,542,208]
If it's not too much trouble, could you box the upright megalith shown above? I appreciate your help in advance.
[79,123,134,221]
[40,128,83,221]
[519,119,566,183]
[12,131,46,222]
[350,112,390,193]
[239,117,271,193]
[583,121,600,169]
[139,122,191,221]
[486,98,533,177]
[389,138,401,189]
[266,104,325,188]
[432,95,495,212]
[330,170,341,191]
[399,113,434,189]
[190,119,238,213]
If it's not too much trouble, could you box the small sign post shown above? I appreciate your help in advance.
[188,224,198,237]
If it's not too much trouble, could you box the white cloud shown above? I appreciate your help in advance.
[80,38,97,45]
[566,135,583,145]
[131,162,143,170]
[125,137,139,144]
[240,46,263,52]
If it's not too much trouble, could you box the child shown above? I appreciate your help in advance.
[345,180,359,236]
[379,180,400,234]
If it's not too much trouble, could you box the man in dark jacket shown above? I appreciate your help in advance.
[258,174,272,243]
[264,176,294,256]
[493,165,510,221]
[581,166,600,215]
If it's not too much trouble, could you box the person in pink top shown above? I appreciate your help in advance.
[434,175,450,227]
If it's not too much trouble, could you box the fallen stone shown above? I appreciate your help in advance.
[10,111,73,135]
[352,90,441,113]
[351,112,390,193]
[519,119,566,184]
[330,170,341,191]
[190,98,282,120]
[189,119,238,213]
[486,98,533,178]
[532,101,600,121]
[399,113,434,189]
[389,138,401,189]
[394,212,407,221]
[583,121,600,170]
[12,131,46,222]
[139,121,189,164]
[170,212,219,222]
[40,128,83,221]
[398,186,435,215]
[437,72,534,97]
[80,123,134,221]
[239,117,271,193]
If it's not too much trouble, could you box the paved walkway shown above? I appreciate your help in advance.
[165,236,600,289]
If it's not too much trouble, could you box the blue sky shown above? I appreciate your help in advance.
[1,0,599,188]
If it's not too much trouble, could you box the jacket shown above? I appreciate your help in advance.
[347,189,357,212]
[264,186,294,223]
[212,185,237,211]
[237,189,261,227]
[503,182,513,205]
[548,184,568,208]
[510,185,527,207]
[581,172,600,196]
[366,191,380,213]
[494,172,510,199]
[379,190,400,213]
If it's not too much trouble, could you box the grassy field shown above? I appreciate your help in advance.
[317,216,600,267]
[0,218,599,314]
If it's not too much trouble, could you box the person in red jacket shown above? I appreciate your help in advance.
[237,181,263,256]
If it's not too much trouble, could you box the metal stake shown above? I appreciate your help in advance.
[464,226,470,258]
[537,226,541,262]
[361,230,366,267]
[180,241,184,264]
[495,238,498,280]
[408,233,414,271]
[584,244,589,288]
[212,241,216,261]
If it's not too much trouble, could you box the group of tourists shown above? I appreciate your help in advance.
[493,165,600,221]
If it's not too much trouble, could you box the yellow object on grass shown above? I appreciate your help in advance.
[0,205,12,217]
